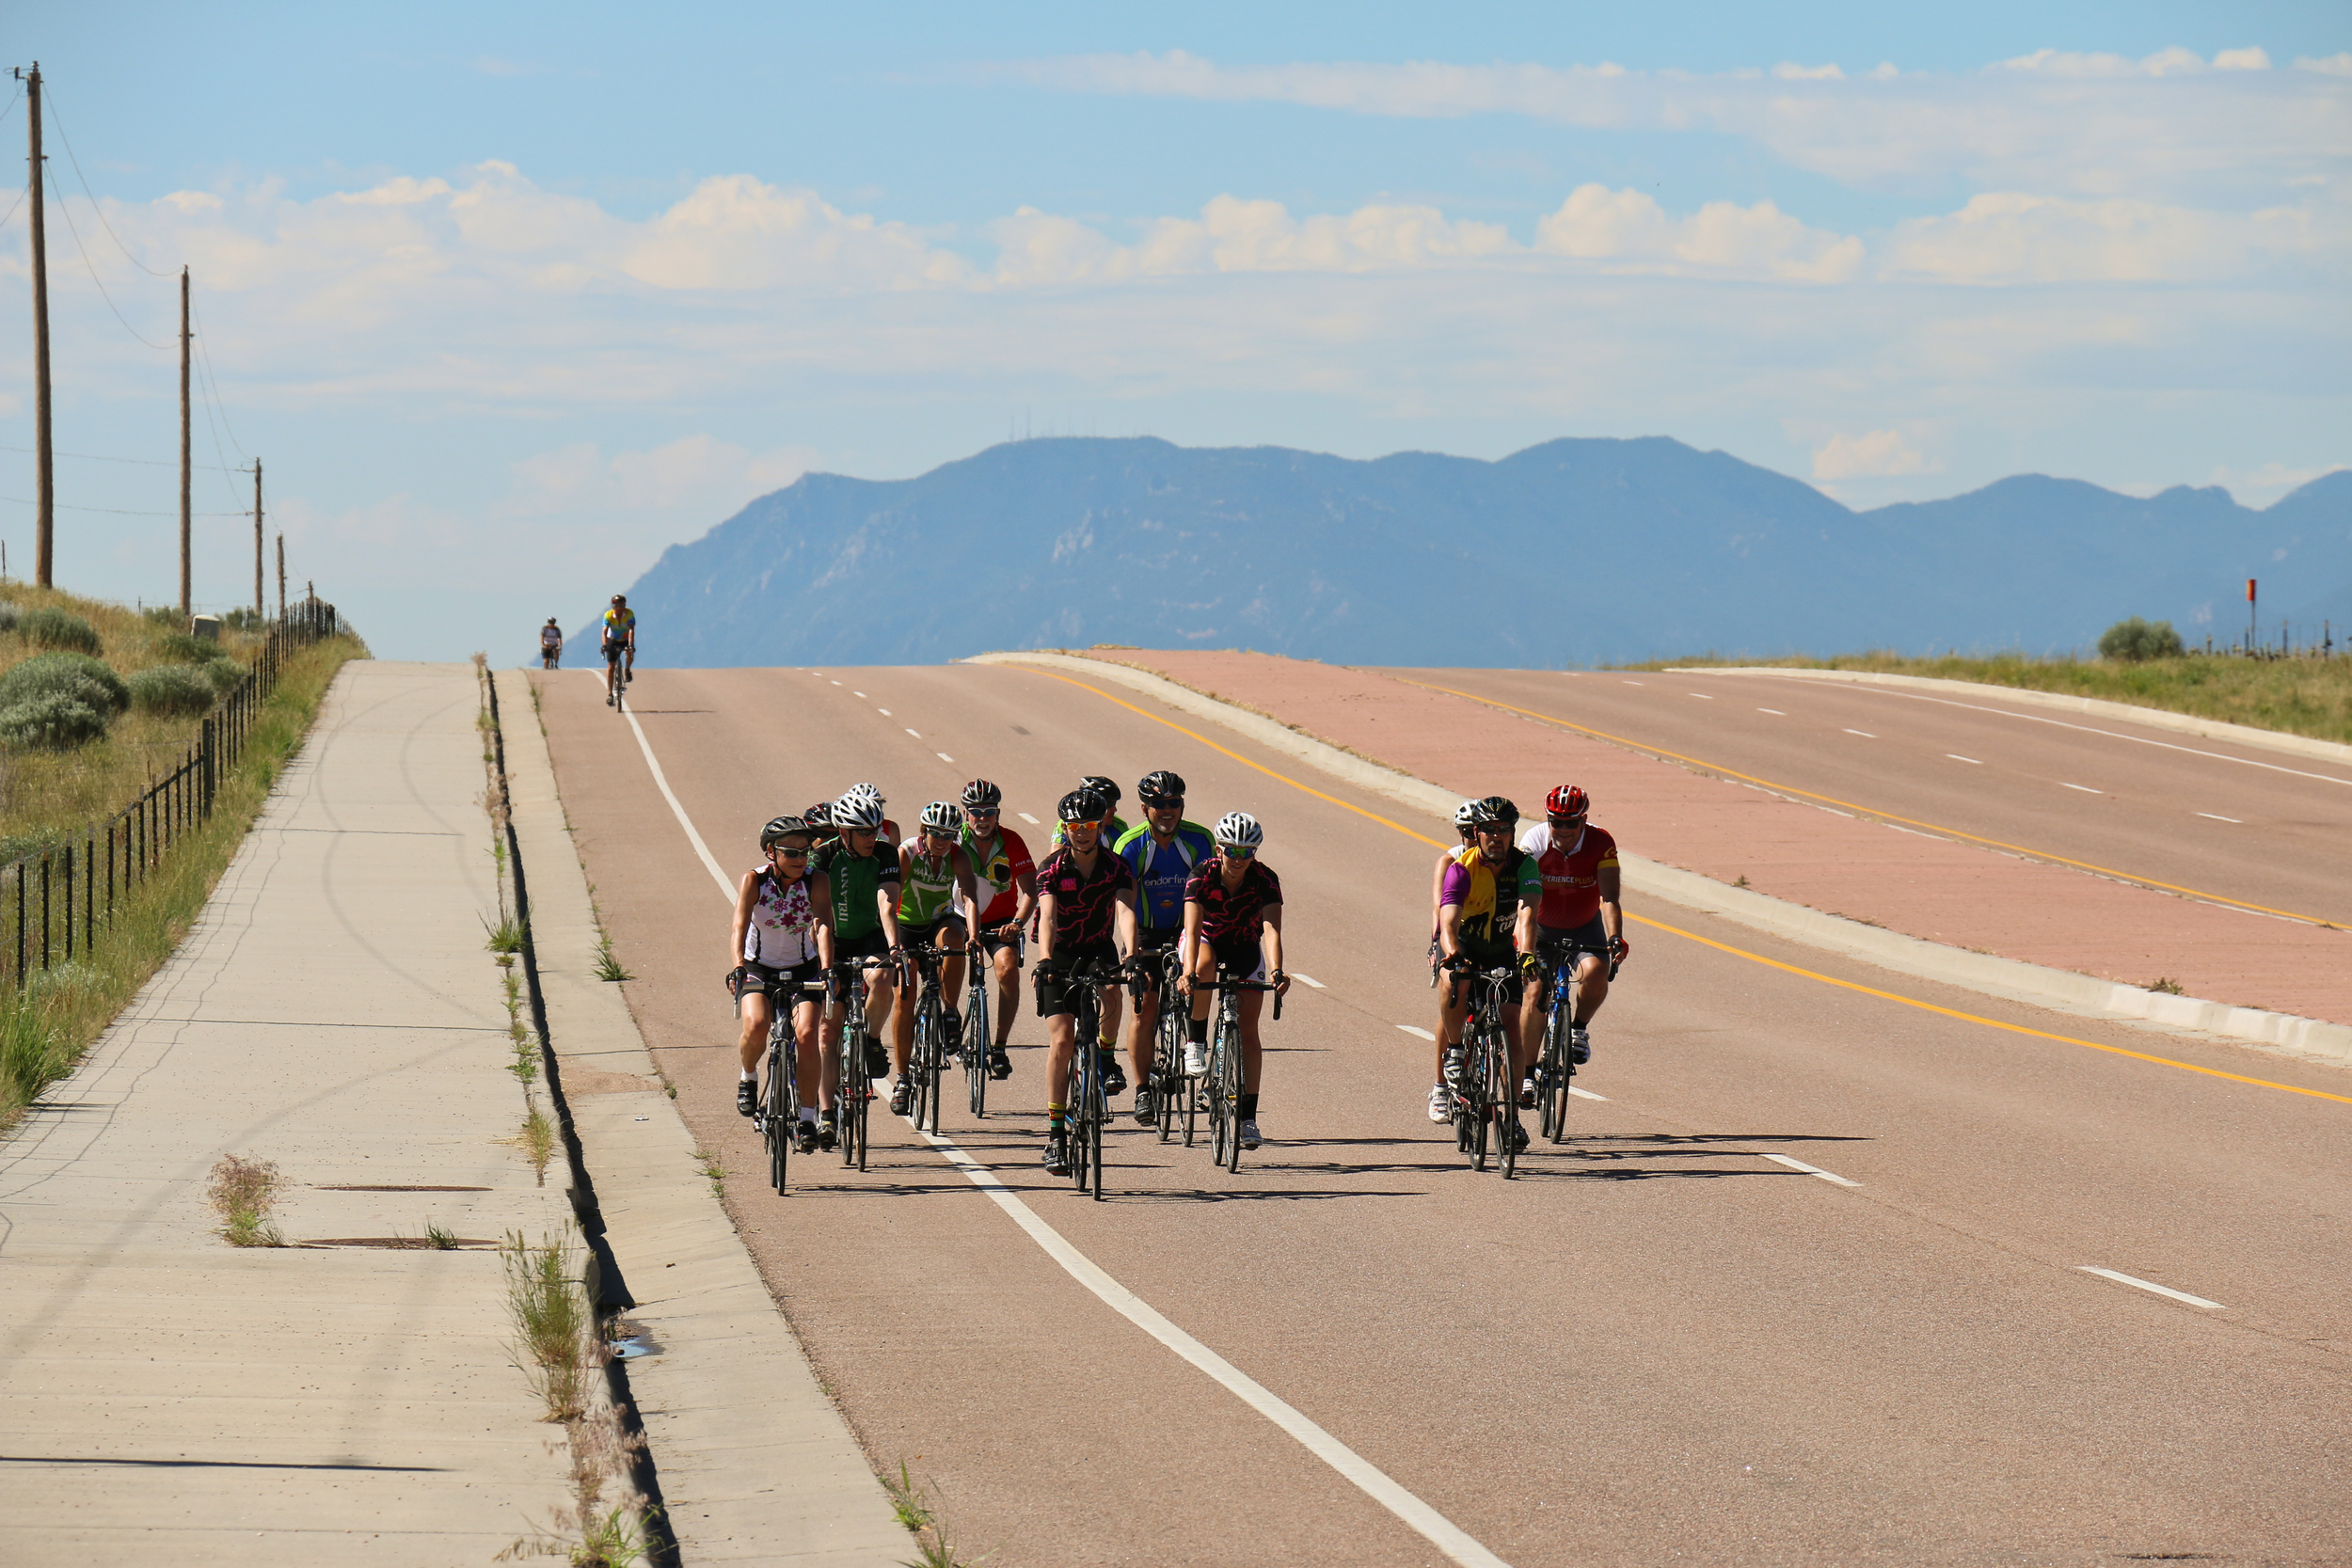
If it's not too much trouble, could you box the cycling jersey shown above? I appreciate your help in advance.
[1518,822,1620,929]
[1184,856,1281,945]
[742,867,821,968]
[898,842,964,927]
[960,824,1035,926]
[1035,845,1134,952]
[600,607,635,646]
[1438,846,1541,955]
[539,624,563,651]
[1113,820,1214,931]
[814,842,899,941]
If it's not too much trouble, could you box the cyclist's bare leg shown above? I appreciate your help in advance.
[864,961,898,1070]
[890,978,915,1064]
[939,924,968,1008]
[1121,974,1159,1082]
[738,991,774,1075]
[989,941,1022,1047]
[790,1001,823,1110]
[1044,1008,1078,1106]
[1238,989,1265,1093]
[1571,952,1610,1023]
[1513,980,1544,1081]
[1098,985,1123,1058]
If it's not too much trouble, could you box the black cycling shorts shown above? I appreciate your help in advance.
[738,958,822,1003]
[1205,933,1265,984]
[1035,941,1120,1020]
[972,922,1025,960]
[900,913,967,952]
[837,927,893,964]
[1537,917,1610,962]
[601,640,627,665]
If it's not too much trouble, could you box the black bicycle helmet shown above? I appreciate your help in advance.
[960,778,1002,810]
[1080,775,1120,808]
[803,800,834,828]
[1136,768,1185,805]
[1469,794,1520,828]
[760,815,810,849]
[1058,786,1110,823]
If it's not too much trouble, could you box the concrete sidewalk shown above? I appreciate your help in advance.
[0,662,575,1564]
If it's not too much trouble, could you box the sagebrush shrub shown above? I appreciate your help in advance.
[17,607,103,655]
[128,664,218,718]
[2098,616,2185,661]
[0,692,110,750]
[0,651,130,716]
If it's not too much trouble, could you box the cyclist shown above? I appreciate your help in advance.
[841,781,900,848]
[1425,800,1480,1122]
[1179,812,1290,1151]
[890,801,980,1116]
[600,594,636,703]
[1113,769,1214,1124]
[803,800,837,856]
[1046,775,1131,1068]
[957,779,1036,1081]
[1518,785,1628,1077]
[1032,785,1139,1176]
[1435,795,1541,1149]
[815,792,903,1120]
[539,617,564,670]
[730,816,836,1150]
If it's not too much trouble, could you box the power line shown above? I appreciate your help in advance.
[48,173,170,351]
[0,442,246,474]
[44,86,173,277]
[0,86,23,231]
[0,494,247,517]
[188,292,249,464]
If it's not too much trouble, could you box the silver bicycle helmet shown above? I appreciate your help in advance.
[844,781,885,809]
[1213,811,1263,850]
[831,793,885,831]
[760,815,809,848]
[918,800,960,832]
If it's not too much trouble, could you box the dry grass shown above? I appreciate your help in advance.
[1624,649,2352,745]
[206,1153,285,1247]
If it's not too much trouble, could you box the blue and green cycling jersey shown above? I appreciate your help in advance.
[1111,819,1215,931]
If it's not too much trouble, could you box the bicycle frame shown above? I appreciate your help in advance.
[1198,972,1281,1173]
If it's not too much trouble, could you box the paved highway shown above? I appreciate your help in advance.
[537,664,2351,1567]
[1379,667,2352,930]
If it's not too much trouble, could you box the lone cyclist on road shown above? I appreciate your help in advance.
[539,617,564,670]
[600,595,636,705]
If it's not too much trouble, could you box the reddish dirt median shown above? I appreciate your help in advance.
[1074,650,2352,1028]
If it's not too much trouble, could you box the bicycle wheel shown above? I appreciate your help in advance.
[1207,1003,1232,1168]
[1541,990,1571,1145]
[764,1053,787,1194]
[1088,1065,1105,1200]
[912,998,937,1135]
[1493,1022,1520,1180]
[842,1015,871,1172]
[1153,983,1184,1143]
[1468,1022,1493,1173]
[966,981,990,1118]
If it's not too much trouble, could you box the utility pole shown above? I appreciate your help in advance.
[16,64,53,587]
[251,457,262,618]
[180,266,192,616]
[275,532,284,618]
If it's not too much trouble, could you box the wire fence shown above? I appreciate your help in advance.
[0,595,351,988]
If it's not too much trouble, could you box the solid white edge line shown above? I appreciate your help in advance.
[2075,1266,2225,1309]
[912,1127,1514,1568]
[2195,812,2241,823]
[1292,973,1327,989]
[1761,1153,1862,1188]
[618,716,1516,1568]
[1566,1085,1608,1101]
[1396,1024,1437,1040]
[611,681,733,898]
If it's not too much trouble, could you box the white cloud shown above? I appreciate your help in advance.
[1881,191,2340,284]
[2298,55,2352,77]
[1535,185,1863,281]
[508,436,819,517]
[1812,430,1940,480]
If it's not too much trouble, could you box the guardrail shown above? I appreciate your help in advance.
[0,596,352,987]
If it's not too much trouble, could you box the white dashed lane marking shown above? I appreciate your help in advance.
[853,690,866,698]
[1762,1153,1861,1188]
[2076,1267,2225,1309]
[905,728,922,738]
[1844,729,1876,738]
[2196,812,2240,823]
[2061,783,2102,794]
[1622,680,1645,686]
[1688,692,1713,700]
[1291,974,1326,989]
[937,752,956,764]
[1757,707,1786,715]
[878,708,891,716]
[1567,1085,1607,1101]
[1396,1025,1437,1040]
[1947,754,1982,765]
[1017,812,1040,825]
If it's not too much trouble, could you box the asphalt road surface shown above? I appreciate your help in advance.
[536,664,2351,1568]
[1378,667,2352,931]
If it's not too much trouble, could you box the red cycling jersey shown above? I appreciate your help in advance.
[1518,821,1619,929]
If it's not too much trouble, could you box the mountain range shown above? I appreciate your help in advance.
[598,436,2352,669]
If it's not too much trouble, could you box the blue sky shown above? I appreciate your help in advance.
[2,2,2346,657]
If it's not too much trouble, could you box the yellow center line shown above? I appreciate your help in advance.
[1391,675,2340,929]
[1006,662,2352,1109]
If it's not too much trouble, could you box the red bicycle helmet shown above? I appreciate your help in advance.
[1545,784,1590,819]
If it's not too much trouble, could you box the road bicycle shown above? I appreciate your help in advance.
[1053,956,1127,1200]
[1197,971,1283,1174]
[603,647,628,711]
[834,964,876,1171]
[901,943,955,1135]
[1533,937,1620,1145]
[1447,963,1521,1176]
[755,977,826,1195]
[963,933,998,1118]
[1134,944,1195,1145]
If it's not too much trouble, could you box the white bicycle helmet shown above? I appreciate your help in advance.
[844,782,885,809]
[831,793,885,831]
[1213,811,1263,850]
[917,800,959,832]
[1452,800,1479,829]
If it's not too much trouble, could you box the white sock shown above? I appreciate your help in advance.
[739,1069,755,1083]
[799,1107,818,1125]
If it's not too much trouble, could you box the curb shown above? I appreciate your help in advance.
[1677,666,2352,768]
[496,672,910,1567]
[966,651,2351,1069]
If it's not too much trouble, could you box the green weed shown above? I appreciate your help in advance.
[207,1153,285,1247]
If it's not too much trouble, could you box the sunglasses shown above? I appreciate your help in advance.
[845,827,878,838]
[923,827,958,840]
[965,807,999,818]
[771,845,811,858]
[1144,797,1184,809]
[1475,823,1513,834]
[1222,846,1256,859]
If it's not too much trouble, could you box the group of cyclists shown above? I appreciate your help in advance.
[726,771,1291,1176]
[723,752,1630,1171]
[537,595,639,706]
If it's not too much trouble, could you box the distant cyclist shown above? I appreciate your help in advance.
[1113,769,1214,1124]
[815,791,903,1118]
[1179,812,1289,1152]
[889,802,979,1117]
[600,595,636,705]
[1434,796,1540,1149]
[957,779,1036,1081]
[539,617,564,670]
[1032,785,1139,1175]
[1518,784,1628,1078]
[730,816,836,1152]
